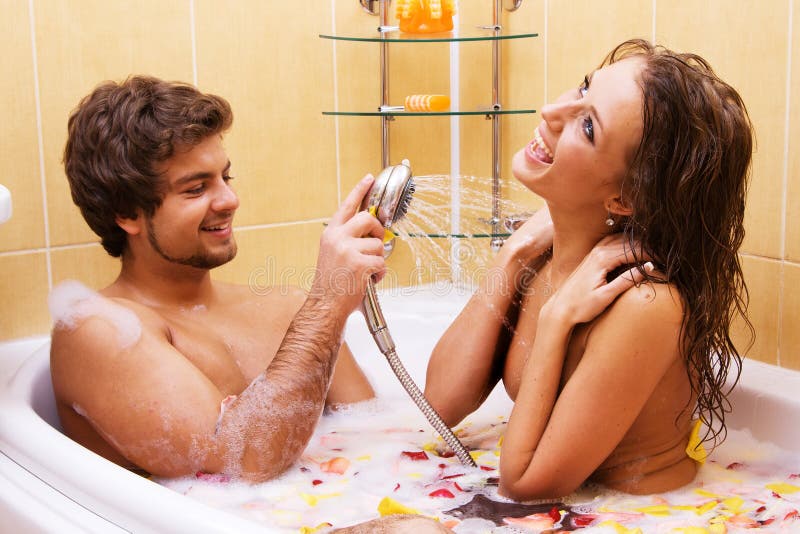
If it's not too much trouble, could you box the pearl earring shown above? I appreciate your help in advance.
[605,213,615,227]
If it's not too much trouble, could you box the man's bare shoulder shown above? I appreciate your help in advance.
[49,282,167,363]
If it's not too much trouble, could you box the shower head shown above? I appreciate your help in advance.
[361,160,415,228]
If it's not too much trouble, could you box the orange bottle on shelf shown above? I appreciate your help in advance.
[395,0,457,34]
[404,94,451,112]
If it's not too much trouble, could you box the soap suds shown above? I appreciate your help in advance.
[48,280,142,349]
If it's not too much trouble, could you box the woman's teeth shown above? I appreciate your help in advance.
[533,128,554,160]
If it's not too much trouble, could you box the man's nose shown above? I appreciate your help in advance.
[212,178,239,212]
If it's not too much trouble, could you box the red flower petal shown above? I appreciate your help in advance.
[401,451,430,461]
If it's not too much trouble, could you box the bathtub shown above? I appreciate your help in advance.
[1,286,799,533]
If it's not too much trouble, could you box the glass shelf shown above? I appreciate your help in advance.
[323,108,535,117]
[320,223,512,240]
[320,27,537,43]
[402,232,512,239]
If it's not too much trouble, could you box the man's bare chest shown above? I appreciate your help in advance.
[162,310,285,395]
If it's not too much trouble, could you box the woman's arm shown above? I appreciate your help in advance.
[425,207,553,426]
[499,236,683,499]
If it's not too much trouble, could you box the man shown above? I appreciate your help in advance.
[52,75,387,483]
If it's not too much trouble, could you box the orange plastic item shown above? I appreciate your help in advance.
[404,94,451,112]
[395,0,457,34]
[319,456,350,474]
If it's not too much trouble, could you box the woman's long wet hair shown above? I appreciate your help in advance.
[604,40,754,448]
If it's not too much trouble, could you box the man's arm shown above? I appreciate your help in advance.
[52,175,385,482]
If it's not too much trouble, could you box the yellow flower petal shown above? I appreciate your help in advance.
[635,505,670,516]
[468,450,485,460]
[378,496,421,517]
[721,497,744,513]
[300,523,332,534]
[300,493,318,506]
[694,489,721,499]
[765,482,800,494]
[300,492,342,507]
[597,520,643,534]
[686,419,707,464]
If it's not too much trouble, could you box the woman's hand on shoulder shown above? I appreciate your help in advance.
[544,234,651,326]
[499,204,554,265]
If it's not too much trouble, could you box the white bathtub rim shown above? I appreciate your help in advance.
[0,343,273,534]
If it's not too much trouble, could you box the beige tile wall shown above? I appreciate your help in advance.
[0,0,798,373]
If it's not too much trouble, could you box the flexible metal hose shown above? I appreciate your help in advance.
[382,348,477,467]
[363,282,475,467]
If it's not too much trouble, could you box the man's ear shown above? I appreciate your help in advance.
[605,195,633,217]
[116,214,143,236]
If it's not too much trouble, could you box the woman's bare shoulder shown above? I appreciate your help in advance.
[615,278,684,320]
[583,279,685,363]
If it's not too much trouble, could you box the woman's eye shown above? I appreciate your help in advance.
[579,75,590,98]
[582,116,594,143]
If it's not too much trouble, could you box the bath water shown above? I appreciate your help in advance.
[156,393,800,532]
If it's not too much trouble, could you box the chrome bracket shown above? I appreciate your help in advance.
[503,0,523,11]
[360,0,381,15]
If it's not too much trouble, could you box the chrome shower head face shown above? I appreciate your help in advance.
[361,161,415,227]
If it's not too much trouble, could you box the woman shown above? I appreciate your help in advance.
[425,39,753,500]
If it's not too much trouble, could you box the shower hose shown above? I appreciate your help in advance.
[382,348,477,468]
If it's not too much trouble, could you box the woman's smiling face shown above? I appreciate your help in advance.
[512,56,646,212]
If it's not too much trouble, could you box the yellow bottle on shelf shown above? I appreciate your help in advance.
[395,0,457,34]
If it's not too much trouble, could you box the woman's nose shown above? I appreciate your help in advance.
[540,98,579,133]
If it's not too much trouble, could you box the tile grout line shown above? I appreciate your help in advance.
[543,0,548,105]
[652,0,657,43]
[331,0,342,205]
[776,0,794,366]
[27,0,52,291]
[449,10,460,283]
[190,0,198,86]
[781,0,793,262]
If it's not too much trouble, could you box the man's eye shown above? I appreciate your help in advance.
[186,184,205,195]
[223,175,235,183]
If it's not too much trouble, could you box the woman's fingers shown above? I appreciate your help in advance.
[600,261,652,300]
[594,234,651,269]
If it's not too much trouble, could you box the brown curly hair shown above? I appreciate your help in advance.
[63,75,233,257]
[603,40,754,448]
